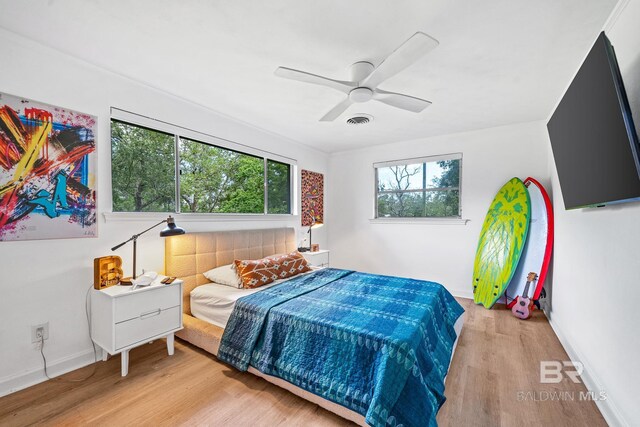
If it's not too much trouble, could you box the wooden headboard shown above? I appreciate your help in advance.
[165,227,296,314]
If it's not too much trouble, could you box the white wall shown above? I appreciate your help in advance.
[0,28,328,395]
[327,120,550,297]
[546,1,640,425]
[327,1,640,424]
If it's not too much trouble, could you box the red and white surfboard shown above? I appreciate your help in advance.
[505,177,554,308]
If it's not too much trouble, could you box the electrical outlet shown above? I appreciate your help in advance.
[31,322,49,343]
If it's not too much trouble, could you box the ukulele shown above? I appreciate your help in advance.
[512,272,538,320]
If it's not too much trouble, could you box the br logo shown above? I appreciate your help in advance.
[540,361,584,383]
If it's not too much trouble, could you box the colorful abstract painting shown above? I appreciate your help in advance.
[0,93,97,241]
[301,169,323,227]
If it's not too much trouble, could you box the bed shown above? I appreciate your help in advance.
[165,228,464,427]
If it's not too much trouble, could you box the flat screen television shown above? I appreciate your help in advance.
[547,31,640,209]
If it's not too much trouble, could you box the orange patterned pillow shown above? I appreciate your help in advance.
[268,251,311,279]
[233,258,280,289]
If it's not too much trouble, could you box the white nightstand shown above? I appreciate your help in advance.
[302,249,330,267]
[91,279,183,376]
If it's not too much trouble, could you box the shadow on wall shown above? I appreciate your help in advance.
[540,181,554,315]
[541,255,554,314]
[624,51,640,132]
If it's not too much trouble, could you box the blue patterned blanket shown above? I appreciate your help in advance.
[218,268,464,427]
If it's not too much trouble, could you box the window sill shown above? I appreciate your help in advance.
[369,217,469,225]
[103,212,298,223]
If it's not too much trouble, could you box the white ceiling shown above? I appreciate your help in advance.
[0,0,618,152]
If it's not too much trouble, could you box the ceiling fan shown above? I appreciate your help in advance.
[274,32,439,122]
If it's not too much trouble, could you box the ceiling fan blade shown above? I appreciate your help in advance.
[361,32,439,88]
[373,89,432,113]
[319,98,353,122]
[275,67,355,94]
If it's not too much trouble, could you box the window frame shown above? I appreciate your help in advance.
[266,158,293,215]
[373,153,464,221]
[109,109,296,217]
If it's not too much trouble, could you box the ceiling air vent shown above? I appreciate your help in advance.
[346,114,373,125]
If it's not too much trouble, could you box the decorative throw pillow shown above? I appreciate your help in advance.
[233,258,280,289]
[203,264,242,288]
[268,251,311,279]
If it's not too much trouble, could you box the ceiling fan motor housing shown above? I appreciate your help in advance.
[349,87,373,103]
[350,61,375,82]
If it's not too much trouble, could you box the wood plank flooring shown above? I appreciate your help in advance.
[0,298,606,426]
[437,299,606,426]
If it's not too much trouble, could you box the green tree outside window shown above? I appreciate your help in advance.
[376,158,461,218]
[111,121,291,214]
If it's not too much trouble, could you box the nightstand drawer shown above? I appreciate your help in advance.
[302,250,329,267]
[115,305,181,350]
[114,285,180,323]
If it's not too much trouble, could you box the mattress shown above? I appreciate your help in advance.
[191,282,271,328]
[190,269,318,328]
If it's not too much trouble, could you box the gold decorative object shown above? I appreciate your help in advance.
[94,256,124,289]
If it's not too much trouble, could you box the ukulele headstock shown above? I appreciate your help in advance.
[527,272,538,282]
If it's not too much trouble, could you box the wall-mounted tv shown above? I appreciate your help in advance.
[547,31,640,210]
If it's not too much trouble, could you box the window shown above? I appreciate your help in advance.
[267,159,292,214]
[111,119,293,215]
[179,138,264,214]
[375,154,461,218]
[111,121,176,212]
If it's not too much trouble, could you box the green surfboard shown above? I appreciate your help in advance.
[473,178,530,308]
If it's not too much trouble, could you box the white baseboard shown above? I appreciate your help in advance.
[545,310,627,427]
[0,347,99,398]
[451,289,474,300]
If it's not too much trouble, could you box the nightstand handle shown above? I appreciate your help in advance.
[140,308,161,319]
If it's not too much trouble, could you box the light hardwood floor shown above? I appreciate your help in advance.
[0,298,606,426]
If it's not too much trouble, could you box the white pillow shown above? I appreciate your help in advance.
[203,264,242,288]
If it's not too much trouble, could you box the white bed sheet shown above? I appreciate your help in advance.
[190,268,318,328]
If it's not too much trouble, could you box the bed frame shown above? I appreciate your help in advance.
[165,228,297,355]
[165,227,462,426]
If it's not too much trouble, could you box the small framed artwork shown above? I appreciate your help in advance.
[311,244,320,252]
[301,170,324,227]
